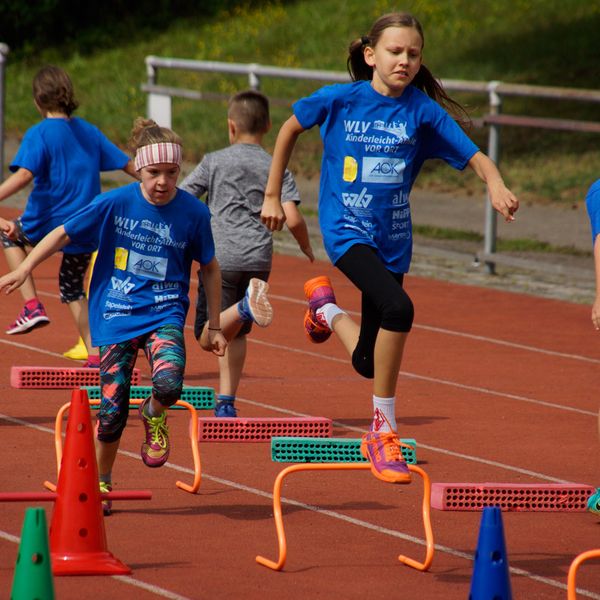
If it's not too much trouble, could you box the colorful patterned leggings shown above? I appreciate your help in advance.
[97,324,186,443]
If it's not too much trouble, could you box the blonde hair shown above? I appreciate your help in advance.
[128,117,183,153]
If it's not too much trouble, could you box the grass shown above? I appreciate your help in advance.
[3,0,599,207]
[413,224,592,257]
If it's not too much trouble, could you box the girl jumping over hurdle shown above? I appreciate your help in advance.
[261,12,519,484]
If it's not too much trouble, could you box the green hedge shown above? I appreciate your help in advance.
[0,1,257,55]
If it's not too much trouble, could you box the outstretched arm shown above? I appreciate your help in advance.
[282,201,314,262]
[122,160,140,180]
[262,115,305,232]
[0,168,34,203]
[0,225,70,295]
[468,151,519,222]
[592,235,600,331]
[199,257,227,356]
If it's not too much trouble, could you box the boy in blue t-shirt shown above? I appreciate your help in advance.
[0,65,136,367]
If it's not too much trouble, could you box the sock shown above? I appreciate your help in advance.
[237,295,252,322]
[145,397,161,418]
[316,302,345,329]
[86,355,100,367]
[371,396,397,432]
[99,473,112,485]
[217,394,235,405]
[25,297,40,310]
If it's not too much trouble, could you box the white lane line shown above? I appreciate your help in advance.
[34,287,600,365]
[1,414,598,598]
[246,338,597,417]
[269,293,600,364]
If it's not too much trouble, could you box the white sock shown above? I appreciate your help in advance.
[372,396,397,432]
[316,303,345,329]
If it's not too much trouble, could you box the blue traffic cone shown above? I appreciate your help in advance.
[469,506,513,600]
[11,507,55,599]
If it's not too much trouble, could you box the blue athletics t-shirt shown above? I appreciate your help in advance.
[11,117,130,253]
[64,183,215,346]
[585,179,600,243]
[293,81,479,272]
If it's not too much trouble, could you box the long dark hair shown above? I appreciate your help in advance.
[347,12,470,126]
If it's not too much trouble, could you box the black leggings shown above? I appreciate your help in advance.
[336,244,414,379]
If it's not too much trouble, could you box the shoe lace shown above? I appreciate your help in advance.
[99,481,112,494]
[147,413,169,448]
[381,433,414,463]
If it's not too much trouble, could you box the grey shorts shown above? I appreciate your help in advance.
[194,269,270,339]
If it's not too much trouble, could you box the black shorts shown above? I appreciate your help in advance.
[194,269,270,339]
[1,217,91,303]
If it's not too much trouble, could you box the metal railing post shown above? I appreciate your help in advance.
[483,81,502,275]
[145,56,172,128]
[248,65,260,90]
[0,43,9,180]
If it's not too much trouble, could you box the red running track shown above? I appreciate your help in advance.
[0,217,598,599]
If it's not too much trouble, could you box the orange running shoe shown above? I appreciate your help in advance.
[303,276,336,343]
[360,430,412,484]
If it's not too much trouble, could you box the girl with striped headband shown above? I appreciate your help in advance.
[0,117,227,513]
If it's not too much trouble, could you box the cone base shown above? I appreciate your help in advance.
[51,551,131,576]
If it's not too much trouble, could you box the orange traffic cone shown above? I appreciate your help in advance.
[49,388,130,575]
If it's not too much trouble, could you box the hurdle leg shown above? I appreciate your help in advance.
[45,398,202,493]
[398,465,434,571]
[567,549,600,600]
[255,463,434,572]
[173,399,202,493]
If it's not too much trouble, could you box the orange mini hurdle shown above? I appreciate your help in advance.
[45,398,202,494]
[256,463,434,572]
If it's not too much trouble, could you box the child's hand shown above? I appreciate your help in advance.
[0,217,16,239]
[592,297,600,330]
[261,195,286,231]
[489,183,519,222]
[207,329,227,357]
[0,268,27,295]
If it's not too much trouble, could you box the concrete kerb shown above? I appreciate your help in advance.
[2,139,595,305]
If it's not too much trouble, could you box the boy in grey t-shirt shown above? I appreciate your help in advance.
[181,90,314,417]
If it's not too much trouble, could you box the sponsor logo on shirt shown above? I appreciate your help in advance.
[154,293,179,303]
[152,282,180,291]
[343,156,358,182]
[110,276,135,295]
[361,157,405,184]
[342,187,373,209]
[140,219,173,242]
[114,247,128,270]
[127,249,168,281]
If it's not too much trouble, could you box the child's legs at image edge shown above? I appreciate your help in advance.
[96,339,141,475]
[143,324,186,414]
[1,221,37,300]
[59,252,97,355]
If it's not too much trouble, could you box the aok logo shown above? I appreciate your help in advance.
[128,249,167,281]
[342,188,373,208]
[362,157,405,184]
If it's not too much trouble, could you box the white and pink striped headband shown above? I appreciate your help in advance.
[134,142,182,171]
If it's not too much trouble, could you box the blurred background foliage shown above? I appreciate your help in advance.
[0,0,598,203]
